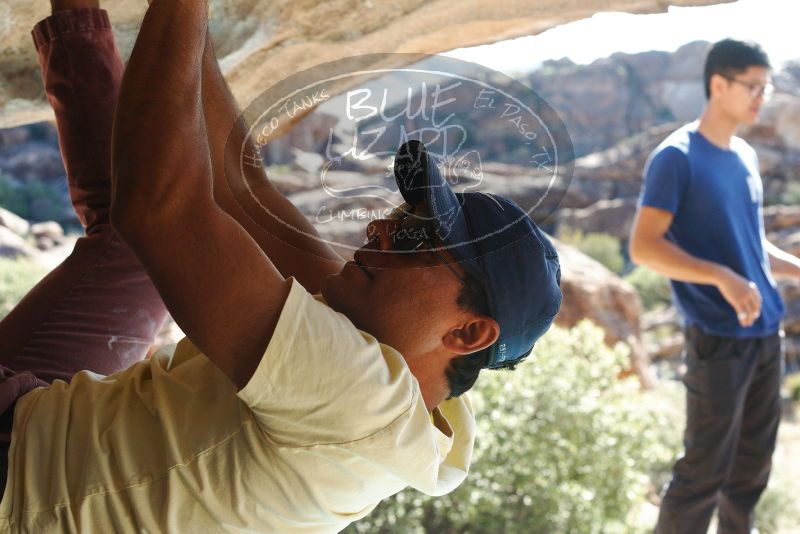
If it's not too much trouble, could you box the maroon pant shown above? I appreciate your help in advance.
[0,9,168,414]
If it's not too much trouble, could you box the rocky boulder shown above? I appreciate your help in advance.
[555,198,638,241]
[553,239,656,388]
[768,228,800,258]
[1,0,730,129]
[527,42,709,157]
[0,206,30,237]
[742,94,800,152]
[764,205,800,233]
[0,226,38,259]
[30,220,65,250]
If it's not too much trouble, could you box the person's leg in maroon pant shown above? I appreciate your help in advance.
[0,2,167,384]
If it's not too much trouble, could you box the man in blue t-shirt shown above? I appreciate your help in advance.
[630,39,800,533]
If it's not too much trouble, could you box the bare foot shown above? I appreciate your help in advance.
[51,0,100,14]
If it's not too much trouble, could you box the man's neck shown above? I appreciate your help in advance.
[405,354,451,412]
[697,105,740,150]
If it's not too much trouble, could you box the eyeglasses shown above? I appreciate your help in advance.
[721,75,774,100]
[384,208,470,285]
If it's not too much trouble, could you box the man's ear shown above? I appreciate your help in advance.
[442,316,500,355]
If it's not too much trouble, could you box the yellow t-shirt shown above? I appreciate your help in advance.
[0,277,475,533]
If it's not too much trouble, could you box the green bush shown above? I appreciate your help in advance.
[623,266,672,311]
[344,321,683,534]
[785,373,800,402]
[0,174,29,217]
[0,172,69,223]
[777,181,800,206]
[0,257,48,320]
[754,481,800,534]
[558,228,625,274]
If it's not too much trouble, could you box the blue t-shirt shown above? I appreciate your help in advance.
[638,122,784,338]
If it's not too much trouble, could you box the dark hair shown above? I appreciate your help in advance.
[704,39,771,99]
[445,274,495,398]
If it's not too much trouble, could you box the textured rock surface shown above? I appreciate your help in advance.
[748,95,800,152]
[553,239,656,388]
[0,207,30,237]
[771,229,800,258]
[30,220,64,250]
[1,0,728,128]
[764,205,800,233]
[556,198,638,240]
[0,226,39,259]
[527,42,710,157]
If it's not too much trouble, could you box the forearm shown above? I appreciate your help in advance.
[765,240,800,279]
[631,236,727,286]
[198,37,346,291]
[198,39,295,261]
[111,0,210,217]
[200,37,270,199]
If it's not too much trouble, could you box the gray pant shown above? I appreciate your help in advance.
[655,325,784,534]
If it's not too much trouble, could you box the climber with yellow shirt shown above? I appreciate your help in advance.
[0,0,561,531]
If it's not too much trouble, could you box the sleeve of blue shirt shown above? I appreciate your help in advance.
[638,145,690,215]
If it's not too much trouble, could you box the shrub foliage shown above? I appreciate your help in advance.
[557,229,625,275]
[623,265,672,311]
[345,321,682,534]
[0,257,47,320]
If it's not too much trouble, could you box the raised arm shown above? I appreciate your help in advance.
[110,0,290,389]
[200,34,346,293]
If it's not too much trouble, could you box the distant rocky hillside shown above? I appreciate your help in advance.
[0,122,74,225]
[527,47,798,157]
[4,40,798,227]
[260,41,800,222]
[529,42,708,157]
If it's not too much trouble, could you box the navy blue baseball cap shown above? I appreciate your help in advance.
[393,140,562,369]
